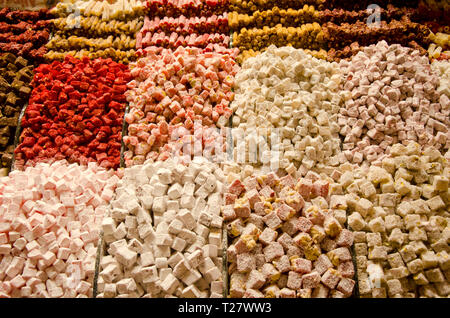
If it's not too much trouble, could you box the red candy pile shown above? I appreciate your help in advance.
[15,55,131,170]
[0,8,53,62]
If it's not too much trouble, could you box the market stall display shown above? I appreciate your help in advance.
[0,0,448,299]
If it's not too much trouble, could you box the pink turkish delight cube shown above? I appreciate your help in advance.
[236,253,256,273]
[292,258,312,274]
[224,193,237,205]
[313,180,329,198]
[222,205,236,221]
[246,189,261,209]
[337,277,355,296]
[259,186,275,199]
[253,202,265,216]
[262,211,282,230]
[281,218,300,236]
[234,200,251,218]
[280,175,295,189]
[259,228,278,245]
[286,271,303,290]
[301,271,321,289]
[321,268,341,289]
[243,177,260,192]
[296,217,313,233]
[277,233,294,250]
[274,255,291,273]
[228,179,245,196]
[337,261,355,278]
[336,229,354,247]
[297,179,313,199]
[263,242,284,262]
[313,254,333,275]
[276,204,295,221]
[280,287,296,298]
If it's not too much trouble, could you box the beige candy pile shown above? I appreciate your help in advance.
[341,142,450,298]
[51,0,145,21]
[231,45,344,176]
[97,158,225,298]
[47,0,144,63]
[431,59,450,98]
[224,172,355,298]
[338,41,449,165]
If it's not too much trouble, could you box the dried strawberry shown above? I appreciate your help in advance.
[21,137,35,147]
[16,56,128,169]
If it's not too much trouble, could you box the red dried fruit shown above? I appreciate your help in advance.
[15,56,129,170]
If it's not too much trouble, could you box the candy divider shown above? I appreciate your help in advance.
[346,217,359,298]
[120,103,130,169]
[11,101,28,172]
[92,230,105,298]
[222,225,229,298]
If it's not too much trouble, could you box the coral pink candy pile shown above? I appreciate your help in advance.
[123,46,240,166]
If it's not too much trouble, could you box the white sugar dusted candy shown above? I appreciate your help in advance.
[97,158,225,298]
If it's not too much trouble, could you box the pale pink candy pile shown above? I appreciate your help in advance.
[138,32,230,50]
[338,40,449,165]
[136,43,239,58]
[137,14,229,39]
[0,160,121,298]
[124,45,240,166]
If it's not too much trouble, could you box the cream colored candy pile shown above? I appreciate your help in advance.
[431,59,450,98]
[51,0,145,21]
[341,142,450,298]
[231,45,344,176]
